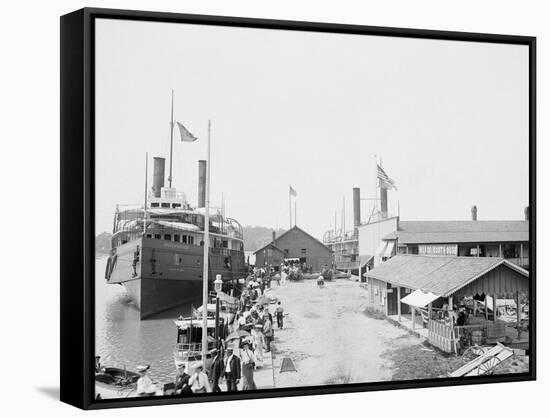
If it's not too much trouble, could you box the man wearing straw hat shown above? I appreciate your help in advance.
[136,365,160,396]
[188,362,211,394]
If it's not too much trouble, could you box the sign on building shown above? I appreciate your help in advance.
[418,244,458,256]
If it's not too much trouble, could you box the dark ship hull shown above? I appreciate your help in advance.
[106,236,247,319]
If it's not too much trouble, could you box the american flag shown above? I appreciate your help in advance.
[377,164,397,190]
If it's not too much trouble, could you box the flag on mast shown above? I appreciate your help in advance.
[176,121,198,142]
[377,164,397,190]
[289,185,297,197]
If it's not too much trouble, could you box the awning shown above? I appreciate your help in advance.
[400,289,440,308]
[360,255,373,267]
[383,241,395,258]
[374,241,387,257]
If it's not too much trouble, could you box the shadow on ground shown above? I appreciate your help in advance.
[36,386,59,400]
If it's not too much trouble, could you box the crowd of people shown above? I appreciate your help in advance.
[140,272,287,396]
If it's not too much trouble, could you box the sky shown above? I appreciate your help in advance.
[95,18,529,241]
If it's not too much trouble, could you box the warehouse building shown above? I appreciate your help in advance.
[254,226,332,271]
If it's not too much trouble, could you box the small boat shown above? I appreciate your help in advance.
[173,295,238,373]
[95,367,140,399]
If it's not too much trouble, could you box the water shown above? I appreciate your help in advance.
[95,257,195,384]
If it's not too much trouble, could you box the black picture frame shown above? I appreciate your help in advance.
[60,7,536,410]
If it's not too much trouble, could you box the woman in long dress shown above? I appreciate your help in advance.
[240,341,257,390]
[251,324,265,369]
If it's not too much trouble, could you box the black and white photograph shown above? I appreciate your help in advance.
[90,14,533,403]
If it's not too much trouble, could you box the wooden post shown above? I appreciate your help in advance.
[493,294,497,323]
[499,244,502,258]
[397,286,402,322]
[516,291,521,340]
[412,306,416,329]
[428,302,433,321]
[520,243,524,265]
[485,296,489,320]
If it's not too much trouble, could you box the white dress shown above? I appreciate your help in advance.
[251,329,265,367]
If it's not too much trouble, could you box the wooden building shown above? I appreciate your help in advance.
[254,226,332,271]
[365,254,529,353]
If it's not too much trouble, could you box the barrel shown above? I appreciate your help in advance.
[471,330,483,345]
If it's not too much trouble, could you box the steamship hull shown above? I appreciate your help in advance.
[105,237,247,319]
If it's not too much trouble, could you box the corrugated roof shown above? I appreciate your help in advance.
[383,220,529,244]
[367,254,528,297]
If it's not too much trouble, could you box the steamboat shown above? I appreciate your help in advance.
[105,98,247,318]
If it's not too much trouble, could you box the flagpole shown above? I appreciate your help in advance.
[374,155,378,214]
[143,152,148,235]
[288,185,292,228]
[294,199,297,227]
[168,90,175,188]
[201,120,211,366]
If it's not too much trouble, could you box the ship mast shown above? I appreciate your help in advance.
[168,90,175,188]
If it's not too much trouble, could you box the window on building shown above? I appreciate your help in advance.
[154,234,161,240]
[146,234,152,238]
[150,202,160,208]
[174,234,180,242]
[301,248,306,255]
[408,245,419,255]
[172,203,181,208]
[164,234,171,241]
[284,249,289,255]
[182,235,187,244]
[222,240,228,248]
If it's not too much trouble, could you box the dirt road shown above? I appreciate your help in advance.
[266,278,419,388]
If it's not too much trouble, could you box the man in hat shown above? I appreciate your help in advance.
[224,347,241,392]
[209,349,224,393]
[189,362,211,393]
[136,365,159,396]
[276,301,284,329]
[175,362,192,396]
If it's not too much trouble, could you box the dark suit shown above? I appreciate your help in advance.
[209,355,224,393]
[224,355,241,392]
[175,371,192,396]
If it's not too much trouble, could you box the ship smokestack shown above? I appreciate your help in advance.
[380,188,388,218]
[353,188,361,232]
[524,206,529,221]
[152,157,165,198]
[471,205,478,221]
[198,160,206,208]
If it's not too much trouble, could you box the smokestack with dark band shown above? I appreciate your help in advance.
[471,205,478,221]
[353,187,361,232]
[198,160,206,208]
[152,157,165,198]
[380,188,388,218]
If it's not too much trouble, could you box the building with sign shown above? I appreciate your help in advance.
[254,226,332,271]
[358,207,530,271]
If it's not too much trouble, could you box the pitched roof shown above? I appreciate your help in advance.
[253,225,331,254]
[367,254,528,297]
[383,220,529,244]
